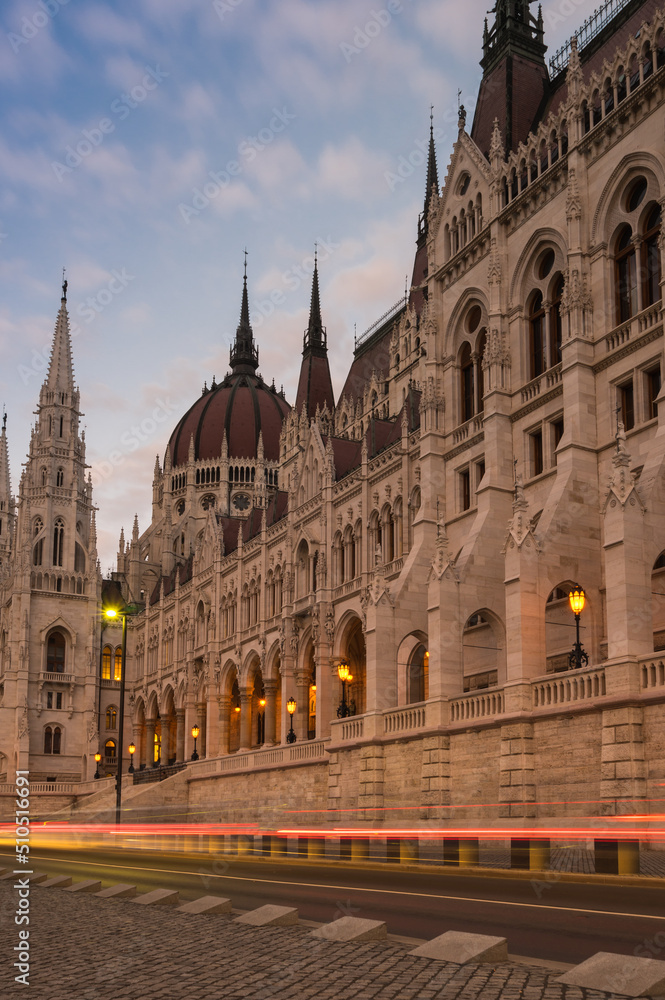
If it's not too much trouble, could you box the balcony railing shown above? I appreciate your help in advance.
[450,689,504,722]
[640,657,665,691]
[39,671,74,684]
[188,739,329,779]
[532,665,607,708]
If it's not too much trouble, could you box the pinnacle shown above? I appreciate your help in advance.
[45,294,75,396]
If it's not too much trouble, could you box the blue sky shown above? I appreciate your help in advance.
[0,0,600,571]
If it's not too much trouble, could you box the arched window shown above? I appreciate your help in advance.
[105,739,116,759]
[615,224,637,322]
[114,647,122,681]
[408,644,429,703]
[106,706,117,730]
[460,343,474,421]
[52,726,61,754]
[47,631,65,673]
[529,292,546,377]
[56,468,64,487]
[33,538,43,566]
[102,645,112,680]
[74,542,86,573]
[53,518,64,567]
[476,329,487,410]
[643,203,662,307]
[44,727,52,754]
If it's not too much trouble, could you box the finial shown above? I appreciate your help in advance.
[243,248,248,279]
[314,240,318,266]
[430,104,434,128]
[457,90,461,112]
[61,267,67,302]
[405,275,408,301]
[2,405,6,432]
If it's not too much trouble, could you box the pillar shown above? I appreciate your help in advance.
[175,710,185,763]
[145,718,156,767]
[239,691,252,751]
[217,696,230,755]
[264,680,278,745]
[206,697,220,760]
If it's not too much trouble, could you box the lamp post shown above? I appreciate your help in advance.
[103,602,138,826]
[128,742,136,774]
[337,661,352,718]
[286,697,297,744]
[191,725,200,761]
[568,584,589,670]
[94,752,101,780]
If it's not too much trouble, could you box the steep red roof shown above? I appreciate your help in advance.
[295,351,335,416]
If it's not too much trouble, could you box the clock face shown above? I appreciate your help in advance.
[232,493,250,511]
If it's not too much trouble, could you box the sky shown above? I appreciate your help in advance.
[0,0,602,573]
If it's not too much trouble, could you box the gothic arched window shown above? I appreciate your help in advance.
[102,645,112,680]
[44,727,52,754]
[53,518,64,567]
[643,203,662,307]
[47,631,66,673]
[106,706,117,730]
[460,343,474,422]
[529,292,546,378]
[615,224,637,322]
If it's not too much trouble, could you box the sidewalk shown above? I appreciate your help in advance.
[0,880,639,1000]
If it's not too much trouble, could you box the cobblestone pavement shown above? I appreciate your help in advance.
[0,881,645,1000]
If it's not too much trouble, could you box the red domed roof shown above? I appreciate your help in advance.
[168,373,290,467]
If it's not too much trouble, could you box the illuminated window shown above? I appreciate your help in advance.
[114,647,122,681]
[102,645,112,680]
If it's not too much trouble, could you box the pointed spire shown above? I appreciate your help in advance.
[44,279,75,396]
[303,246,326,351]
[229,252,259,374]
[425,107,439,210]
[0,408,11,503]
[132,514,139,543]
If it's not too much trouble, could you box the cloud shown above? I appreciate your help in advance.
[317,137,392,201]
[75,5,147,49]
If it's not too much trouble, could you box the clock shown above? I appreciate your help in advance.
[232,493,250,511]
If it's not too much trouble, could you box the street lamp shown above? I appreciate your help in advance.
[337,660,352,718]
[128,742,136,773]
[286,697,297,744]
[94,752,101,780]
[191,724,200,761]
[102,602,139,825]
[568,584,589,670]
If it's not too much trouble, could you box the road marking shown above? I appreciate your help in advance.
[2,852,663,922]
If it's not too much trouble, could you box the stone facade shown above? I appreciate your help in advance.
[1,0,665,834]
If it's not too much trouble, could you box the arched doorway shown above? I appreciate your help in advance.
[337,617,366,717]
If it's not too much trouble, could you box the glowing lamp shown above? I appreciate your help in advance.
[128,742,136,755]
[104,608,118,619]
[287,697,296,716]
[259,698,266,708]
[191,725,200,740]
[568,585,585,616]
[337,662,350,682]
[94,753,101,763]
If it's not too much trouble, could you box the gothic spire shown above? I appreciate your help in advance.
[44,277,75,397]
[229,252,259,375]
[303,247,326,351]
[0,409,11,503]
[424,107,439,224]
[295,254,334,416]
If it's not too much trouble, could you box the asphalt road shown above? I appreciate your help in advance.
[2,846,664,965]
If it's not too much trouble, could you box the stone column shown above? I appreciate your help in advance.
[145,719,156,767]
[420,735,450,820]
[175,710,185,763]
[294,672,309,741]
[264,680,278,745]
[206,697,220,760]
[239,691,252,751]
[197,702,207,758]
[161,718,171,765]
[217,696,230,755]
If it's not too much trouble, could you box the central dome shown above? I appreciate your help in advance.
[167,265,291,468]
[168,373,289,466]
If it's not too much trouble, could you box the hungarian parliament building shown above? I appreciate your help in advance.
[1,0,664,831]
